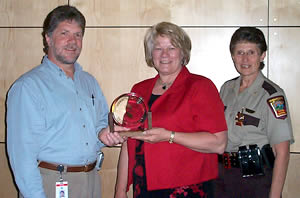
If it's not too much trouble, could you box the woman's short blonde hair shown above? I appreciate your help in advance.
[144,22,192,67]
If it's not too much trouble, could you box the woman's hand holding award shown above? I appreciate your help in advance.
[109,93,151,137]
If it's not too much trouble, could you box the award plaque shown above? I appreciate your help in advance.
[109,92,151,137]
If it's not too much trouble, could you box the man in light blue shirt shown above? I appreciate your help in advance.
[6,5,125,198]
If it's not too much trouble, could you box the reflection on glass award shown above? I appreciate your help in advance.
[109,92,151,137]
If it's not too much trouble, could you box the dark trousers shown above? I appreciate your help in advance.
[214,163,273,198]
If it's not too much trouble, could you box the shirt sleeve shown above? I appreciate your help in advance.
[94,79,109,149]
[265,91,294,146]
[6,80,46,198]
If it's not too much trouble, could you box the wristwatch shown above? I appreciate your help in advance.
[169,131,175,144]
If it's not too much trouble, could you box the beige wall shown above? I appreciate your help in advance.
[0,0,299,197]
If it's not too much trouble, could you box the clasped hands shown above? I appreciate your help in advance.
[99,127,171,146]
[131,128,171,143]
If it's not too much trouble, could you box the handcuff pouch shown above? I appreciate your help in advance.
[238,144,264,177]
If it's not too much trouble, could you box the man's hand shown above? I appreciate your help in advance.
[98,126,128,146]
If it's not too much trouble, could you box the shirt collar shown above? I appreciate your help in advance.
[42,55,83,76]
[234,71,265,94]
[153,66,190,93]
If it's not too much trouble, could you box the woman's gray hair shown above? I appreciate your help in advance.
[144,22,192,67]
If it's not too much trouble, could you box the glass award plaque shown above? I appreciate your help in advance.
[109,92,151,137]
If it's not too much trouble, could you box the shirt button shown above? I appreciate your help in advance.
[80,108,82,111]
[86,142,88,146]
[83,125,86,128]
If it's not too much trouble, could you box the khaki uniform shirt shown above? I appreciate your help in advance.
[220,71,294,152]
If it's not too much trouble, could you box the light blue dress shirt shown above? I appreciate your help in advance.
[6,56,109,198]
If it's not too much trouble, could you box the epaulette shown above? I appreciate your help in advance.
[225,76,239,83]
[262,81,277,95]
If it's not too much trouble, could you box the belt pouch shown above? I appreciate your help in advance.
[238,144,264,177]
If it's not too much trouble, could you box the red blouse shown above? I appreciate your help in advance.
[127,66,227,191]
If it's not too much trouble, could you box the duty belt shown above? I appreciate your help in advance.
[219,144,271,177]
[218,152,240,169]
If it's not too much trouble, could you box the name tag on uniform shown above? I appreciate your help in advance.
[56,181,68,198]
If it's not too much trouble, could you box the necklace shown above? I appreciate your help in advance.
[160,80,173,90]
[162,84,167,90]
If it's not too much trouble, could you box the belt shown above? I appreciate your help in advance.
[218,152,240,168]
[38,161,97,172]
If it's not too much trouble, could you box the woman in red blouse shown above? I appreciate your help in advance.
[114,22,227,198]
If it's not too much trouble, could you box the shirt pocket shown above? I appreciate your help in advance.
[81,94,97,127]
[243,113,260,127]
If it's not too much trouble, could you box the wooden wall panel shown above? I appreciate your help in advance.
[71,0,171,26]
[99,147,119,198]
[0,0,67,26]
[78,28,157,104]
[100,147,133,198]
[0,28,44,142]
[79,28,269,101]
[270,0,300,26]
[186,28,236,89]
[186,28,268,90]
[282,154,300,197]
[170,0,268,26]
[72,0,268,26]
[0,143,17,198]
[269,28,300,151]
[0,0,300,198]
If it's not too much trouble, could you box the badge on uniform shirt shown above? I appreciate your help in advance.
[235,108,245,126]
[267,96,287,119]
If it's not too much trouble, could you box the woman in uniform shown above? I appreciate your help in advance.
[215,27,294,198]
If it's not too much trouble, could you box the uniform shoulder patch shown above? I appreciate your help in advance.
[267,96,287,119]
[262,81,277,95]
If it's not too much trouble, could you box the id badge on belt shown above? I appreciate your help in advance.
[56,181,68,198]
[55,165,68,198]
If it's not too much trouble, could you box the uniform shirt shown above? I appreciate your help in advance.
[127,66,227,191]
[220,71,294,152]
[6,56,108,198]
